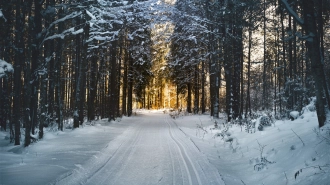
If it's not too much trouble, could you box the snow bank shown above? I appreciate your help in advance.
[0,119,130,185]
[290,111,300,120]
[173,109,329,185]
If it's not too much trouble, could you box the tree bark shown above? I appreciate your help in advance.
[13,0,24,145]
[109,40,118,121]
[187,82,192,113]
[302,0,326,127]
[127,54,133,117]
[88,54,98,121]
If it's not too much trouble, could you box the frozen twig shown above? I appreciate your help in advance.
[284,171,288,185]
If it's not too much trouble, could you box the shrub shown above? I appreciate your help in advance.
[258,116,271,131]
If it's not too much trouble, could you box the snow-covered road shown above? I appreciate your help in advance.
[55,112,224,185]
[2,109,328,185]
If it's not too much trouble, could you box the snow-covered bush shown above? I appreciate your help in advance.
[301,97,316,113]
[258,116,271,131]
[289,111,300,120]
[244,118,256,133]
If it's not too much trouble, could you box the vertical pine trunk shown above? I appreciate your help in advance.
[193,65,199,114]
[46,0,55,123]
[233,23,243,119]
[209,31,219,119]
[187,82,192,113]
[116,45,122,117]
[88,54,98,121]
[127,55,133,116]
[13,0,24,145]
[0,1,12,132]
[73,16,82,128]
[246,26,252,117]
[109,40,117,121]
[0,79,3,130]
[302,0,326,127]
[23,1,32,146]
[315,0,330,109]
[55,1,64,131]
[280,4,286,115]
[201,61,205,113]
[38,0,47,139]
[39,71,48,139]
[30,0,42,135]
[176,85,179,109]
[288,15,293,110]
[262,0,267,111]
[78,21,89,125]
[122,46,128,115]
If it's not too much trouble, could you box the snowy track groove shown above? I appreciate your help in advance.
[53,112,224,185]
[165,118,202,185]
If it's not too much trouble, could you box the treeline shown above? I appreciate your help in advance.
[0,0,167,146]
[167,0,330,126]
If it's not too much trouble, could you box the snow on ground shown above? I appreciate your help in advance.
[174,110,330,185]
[0,108,329,185]
[0,119,130,185]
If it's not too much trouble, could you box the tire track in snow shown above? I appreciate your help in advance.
[89,126,143,185]
[107,127,143,185]
[54,125,142,185]
[166,117,225,185]
[166,124,177,185]
[165,118,202,185]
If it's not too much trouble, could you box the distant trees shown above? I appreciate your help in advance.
[167,0,330,126]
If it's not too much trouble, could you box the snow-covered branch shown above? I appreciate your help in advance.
[280,0,304,26]
[0,9,7,22]
[41,11,83,45]
[0,59,14,78]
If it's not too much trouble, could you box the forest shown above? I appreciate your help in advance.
[0,0,330,147]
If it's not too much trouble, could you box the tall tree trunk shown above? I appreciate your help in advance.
[31,0,42,135]
[109,40,117,121]
[122,46,128,115]
[38,0,48,139]
[73,15,83,128]
[209,31,219,118]
[55,1,64,131]
[78,20,89,125]
[201,61,205,113]
[246,26,252,118]
[116,45,122,117]
[23,1,33,146]
[127,54,133,117]
[46,0,55,124]
[0,0,13,132]
[88,54,98,121]
[302,0,326,127]
[262,0,267,111]
[187,82,192,113]
[13,0,24,145]
[280,4,286,116]
[193,65,199,114]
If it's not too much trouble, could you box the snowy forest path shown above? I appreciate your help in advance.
[54,111,224,185]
